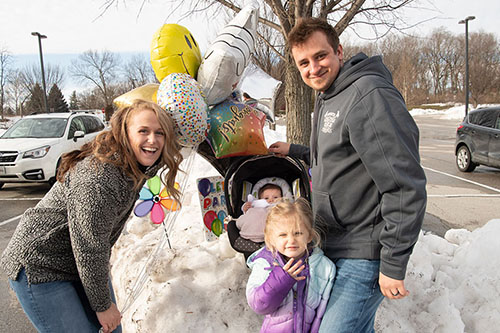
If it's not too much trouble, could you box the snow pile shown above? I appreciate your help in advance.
[376,222,500,332]
[409,103,500,120]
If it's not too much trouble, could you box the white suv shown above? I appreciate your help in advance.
[0,112,105,189]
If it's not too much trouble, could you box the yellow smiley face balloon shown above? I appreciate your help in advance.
[150,24,202,82]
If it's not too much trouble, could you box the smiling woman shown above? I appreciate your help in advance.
[0,99,183,333]
[126,108,166,167]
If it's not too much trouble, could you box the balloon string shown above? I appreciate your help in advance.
[119,146,198,314]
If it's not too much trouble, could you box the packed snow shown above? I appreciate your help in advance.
[106,105,500,333]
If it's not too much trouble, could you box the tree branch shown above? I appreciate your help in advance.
[257,31,286,61]
[334,0,366,35]
[264,0,292,35]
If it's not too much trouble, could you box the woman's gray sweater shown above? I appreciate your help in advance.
[1,156,158,312]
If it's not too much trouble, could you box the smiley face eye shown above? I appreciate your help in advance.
[184,35,193,49]
[190,34,198,48]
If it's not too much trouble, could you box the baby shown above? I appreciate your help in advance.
[236,183,282,243]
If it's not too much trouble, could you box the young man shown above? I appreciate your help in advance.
[269,18,427,332]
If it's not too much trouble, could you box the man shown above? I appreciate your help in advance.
[269,18,427,332]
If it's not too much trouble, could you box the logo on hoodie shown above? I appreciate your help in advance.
[321,110,340,133]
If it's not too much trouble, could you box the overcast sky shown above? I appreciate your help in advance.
[1,0,498,56]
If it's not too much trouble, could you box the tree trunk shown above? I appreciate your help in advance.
[284,53,312,145]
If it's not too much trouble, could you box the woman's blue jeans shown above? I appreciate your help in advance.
[319,259,385,333]
[9,268,122,333]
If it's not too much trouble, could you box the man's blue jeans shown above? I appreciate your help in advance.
[9,268,121,333]
[319,259,385,333]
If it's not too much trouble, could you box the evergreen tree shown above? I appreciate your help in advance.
[69,90,79,110]
[47,84,69,113]
[25,83,45,114]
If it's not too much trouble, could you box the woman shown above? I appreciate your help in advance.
[1,100,183,333]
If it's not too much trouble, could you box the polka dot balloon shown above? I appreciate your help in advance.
[157,73,210,147]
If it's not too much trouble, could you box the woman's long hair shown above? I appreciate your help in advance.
[57,100,183,202]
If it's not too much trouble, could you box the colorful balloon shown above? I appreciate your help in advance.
[203,210,218,230]
[197,4,259,105]
[211,218,223,236]
[157,73,209,147]
[150,24,202,82]
[207,99,267,158]
[113,83,159,109]
[198,178,211,197]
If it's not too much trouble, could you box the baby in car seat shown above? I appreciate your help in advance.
[236,183,282,243]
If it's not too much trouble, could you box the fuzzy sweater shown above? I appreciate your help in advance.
[1,156,157,312]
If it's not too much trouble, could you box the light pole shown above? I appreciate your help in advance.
[31,32,49,113]
[458,16,475,116]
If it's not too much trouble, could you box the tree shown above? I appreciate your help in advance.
[103,0,421,145]
[7,70,31,116]
[70,50,121,110]
[421,28,456,98]
[122,54,157,89]
[379,34,422,105]
[47,84,69,113]
[468,31,500,106]
[69,90,79,110]
[0,46,12,120]
[25,83,45,114]
[19,63,65,95]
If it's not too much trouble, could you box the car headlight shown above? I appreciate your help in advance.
[23,146,51,159]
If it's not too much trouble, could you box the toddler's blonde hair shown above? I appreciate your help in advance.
[264,197,321,256]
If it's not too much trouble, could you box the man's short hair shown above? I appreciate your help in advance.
[288,17,340,52]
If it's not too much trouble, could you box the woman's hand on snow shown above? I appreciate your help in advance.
[97,302,121,333]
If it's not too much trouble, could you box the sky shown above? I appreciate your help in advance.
[1,0,498,97]
[1,0,498,56]
[104,105,499,332]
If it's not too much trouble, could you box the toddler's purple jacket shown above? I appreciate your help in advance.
[246,247,336,333]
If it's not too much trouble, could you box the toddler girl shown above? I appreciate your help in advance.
[246,198,336,333]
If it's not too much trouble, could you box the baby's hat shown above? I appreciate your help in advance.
[251,177,293,200]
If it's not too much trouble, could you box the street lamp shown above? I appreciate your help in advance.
[458,16,475,116]
[31,32,49,113]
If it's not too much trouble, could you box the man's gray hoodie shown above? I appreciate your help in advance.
[289,53,427,280]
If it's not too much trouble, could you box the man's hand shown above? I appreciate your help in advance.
[378,272,409,299]
[268,141,291,157]
[97,302,121,333]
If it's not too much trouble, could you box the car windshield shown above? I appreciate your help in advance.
[1,118,67,138]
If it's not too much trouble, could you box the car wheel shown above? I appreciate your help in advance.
[456,145,477,172]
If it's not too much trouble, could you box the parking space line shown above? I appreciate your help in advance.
[423,166,500,193]
[428,194,500,198]
[0,214,22,226]
[0,198,44,201]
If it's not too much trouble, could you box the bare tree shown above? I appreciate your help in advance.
[71,50,121,108]
[443,35,464,99]
[19,63,65,95]
[102,0,421,144]
[0,46,13,120]
[379,34,423,105]
[7,70,30,116]
[468,31,500,106]
[421,28,455,97]
[122,53,157,89]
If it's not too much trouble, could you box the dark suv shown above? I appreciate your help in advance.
[455,107,500,172]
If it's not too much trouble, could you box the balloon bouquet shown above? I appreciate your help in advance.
[113,4,269,233]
